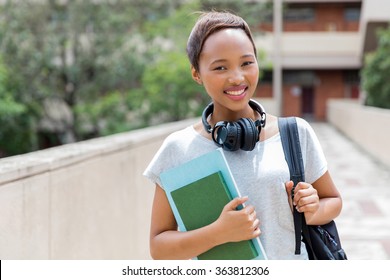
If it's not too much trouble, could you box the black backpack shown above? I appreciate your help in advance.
[278,117,347,260]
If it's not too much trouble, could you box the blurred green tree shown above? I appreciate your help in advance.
[140,0,272,124]
[0,0,271,157]
[0,57,34,156]
[141,1,208,124]
[0,0,181,155]
[362,26,390,109]
[201,0,272,32]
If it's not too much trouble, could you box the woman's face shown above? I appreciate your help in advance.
[193,28,259,118]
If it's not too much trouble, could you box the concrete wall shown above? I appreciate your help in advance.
[327,99,390,169]
[2,99,388,259]
[0,118,196,259]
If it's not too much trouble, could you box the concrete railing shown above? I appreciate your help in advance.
[2,99,388,259]
[0,118,196,259]
[327,99,390,169]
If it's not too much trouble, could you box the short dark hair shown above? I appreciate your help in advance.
[186,11,257,72]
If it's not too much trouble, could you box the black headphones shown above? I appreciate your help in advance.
[202,99,266,151]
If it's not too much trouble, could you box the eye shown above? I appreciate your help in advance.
[242,61,254,67]
[213,66,227,71]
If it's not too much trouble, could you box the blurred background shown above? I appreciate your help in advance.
[0,0,390,260]
[0,0,389,157]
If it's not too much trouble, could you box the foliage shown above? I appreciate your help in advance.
[140,0,273,124]
[0,0,271,157]
[142,51,208,123]
[140,1,210,123]
[362,26,390,109]
[200,0,272,32]
[0,59,25,118]
[0,57,35,156]
[0,0,157,154]
[74,89,145,138]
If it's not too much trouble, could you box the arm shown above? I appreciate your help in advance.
[150,184,260,260]
[286,170,342,225]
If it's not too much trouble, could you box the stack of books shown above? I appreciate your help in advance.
[160,148,267,260]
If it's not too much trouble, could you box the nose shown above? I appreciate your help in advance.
[228,68,245,85]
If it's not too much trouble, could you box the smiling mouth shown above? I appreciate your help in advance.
[224,87,248,96]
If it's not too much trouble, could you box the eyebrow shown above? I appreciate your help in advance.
[210,54,255,65]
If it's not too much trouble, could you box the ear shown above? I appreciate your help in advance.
[191,66,202,85]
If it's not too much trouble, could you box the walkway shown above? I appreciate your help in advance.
[311,122,390,260]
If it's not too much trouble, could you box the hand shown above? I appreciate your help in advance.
[285,181,319,221]
[213,196,261,244]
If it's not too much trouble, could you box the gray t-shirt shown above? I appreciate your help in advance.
[143,117,327,260]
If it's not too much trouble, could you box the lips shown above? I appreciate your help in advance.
[224,85,248,96]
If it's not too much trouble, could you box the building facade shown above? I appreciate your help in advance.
[254,0,389,120]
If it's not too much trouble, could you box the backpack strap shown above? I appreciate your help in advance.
[278,117,305,255]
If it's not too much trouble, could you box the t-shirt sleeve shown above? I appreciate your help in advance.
[143,133,178,188]
[296,118,327,184]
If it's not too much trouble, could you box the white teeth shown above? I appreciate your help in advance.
[225,89,245,96]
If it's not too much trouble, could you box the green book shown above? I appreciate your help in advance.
[171,171,258,260]
[160,148,267,260]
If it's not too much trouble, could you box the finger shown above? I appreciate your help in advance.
[295,182,311,192]
[295,191,319,211]
[294,184,317,203]
[225,196,248,211]
[285,181,295,208]
[253,217,260,229]
[251,210,257,221]
[296,195,315,207]
[244,208,257,223]
[243,205,255,216]
[296,201,319,213]
[253,220,261,237]
[285,180,294,196]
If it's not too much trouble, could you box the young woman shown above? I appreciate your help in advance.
[143,11,342,260]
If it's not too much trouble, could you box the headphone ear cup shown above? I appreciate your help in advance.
[238,118,258,151]
[215,122,241,151]
[213,122,227,146]
[211,116,261,151]
[225,122,241,151]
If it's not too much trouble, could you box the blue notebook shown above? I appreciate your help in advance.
[160,148,267,260]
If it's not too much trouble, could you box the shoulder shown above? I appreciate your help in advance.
[263,115,311,141]
[277,116,322,151]
[165,126,193,141]
[163,125,196,146]
[295,117,317,140]
[294,116,311,129]
[294,117,326,162]
[143,125,198,186]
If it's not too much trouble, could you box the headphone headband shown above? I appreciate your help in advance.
[202,99,266,133]
[201,99,267,151]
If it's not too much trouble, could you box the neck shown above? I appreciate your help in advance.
[211,106,257,124]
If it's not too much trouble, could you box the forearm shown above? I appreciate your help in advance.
[150,223,222,260]
[150,190,259,260]
[293,171,343,226]
[305,196,342,225]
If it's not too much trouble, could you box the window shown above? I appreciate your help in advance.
[343,70,360,84]
[284,7,315,22]
[344,7,361,22]
[283,70,318,86]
